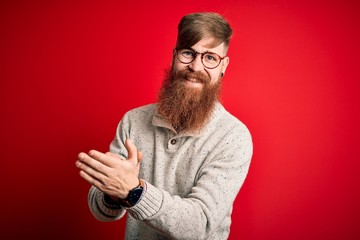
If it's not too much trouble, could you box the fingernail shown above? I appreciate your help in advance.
[79,152,87,159]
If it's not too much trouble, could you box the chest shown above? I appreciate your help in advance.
[134,129,213,197]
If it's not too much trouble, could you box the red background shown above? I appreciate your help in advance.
[1,0,359,239]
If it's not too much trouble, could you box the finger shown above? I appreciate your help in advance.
[76,159,108,182]
[106,151,120,158]
[125,139,138,163]
[87,150,114,167]
[79,170,105,190]
[78,152,111,175]
[105,152,126,161]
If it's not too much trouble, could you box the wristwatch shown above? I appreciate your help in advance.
[118,179,145,207]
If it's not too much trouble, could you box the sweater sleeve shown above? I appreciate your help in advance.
[126,124,253,240]
[87,185,127,222]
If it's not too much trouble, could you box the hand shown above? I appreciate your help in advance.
[76,139,142,199]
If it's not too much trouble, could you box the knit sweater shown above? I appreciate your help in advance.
[88,102,253,240]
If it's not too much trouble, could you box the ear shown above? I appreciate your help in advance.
[221,56,230,75]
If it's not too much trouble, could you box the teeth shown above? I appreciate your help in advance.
[187,78,200,83]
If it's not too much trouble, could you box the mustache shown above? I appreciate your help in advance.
[174,69,210,84]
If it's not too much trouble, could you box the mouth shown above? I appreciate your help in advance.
[186,77,203,84]
[175,70,208,87]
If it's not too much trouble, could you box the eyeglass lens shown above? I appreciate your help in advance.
[177,49,222,69]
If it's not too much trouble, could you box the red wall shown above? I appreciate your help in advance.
[1,1,359,239]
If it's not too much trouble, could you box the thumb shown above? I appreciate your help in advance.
[137,150,143,163]
[125,139,138,162]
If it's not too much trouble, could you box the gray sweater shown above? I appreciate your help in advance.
[88,102,253,239]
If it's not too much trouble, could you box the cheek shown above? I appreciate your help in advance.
[173,60,187,73]
[208,70,222,83]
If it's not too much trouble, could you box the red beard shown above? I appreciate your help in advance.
[157,68,222,132]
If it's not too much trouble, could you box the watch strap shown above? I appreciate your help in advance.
[102,193,122,209]
[118,179,145,208]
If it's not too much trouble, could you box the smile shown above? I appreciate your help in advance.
[186,78,203,84]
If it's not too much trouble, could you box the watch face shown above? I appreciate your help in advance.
[127,187,143,206]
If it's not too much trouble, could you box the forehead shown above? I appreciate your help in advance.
[191,37,227,55]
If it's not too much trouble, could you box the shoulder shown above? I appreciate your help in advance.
[123,103,156,119]
[116,104,157,134]
[212,102,251,135]
[207,103,253,153]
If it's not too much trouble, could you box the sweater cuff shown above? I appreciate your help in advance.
[89,186,126,219]
[127,181,163,220]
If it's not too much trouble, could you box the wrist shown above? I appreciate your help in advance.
[102,193,122,209]
[118,179,145,208]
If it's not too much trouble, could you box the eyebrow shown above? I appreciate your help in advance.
[189,47,218,55]
[188,47,226,59]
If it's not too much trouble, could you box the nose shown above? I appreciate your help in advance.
[188,54,204,72]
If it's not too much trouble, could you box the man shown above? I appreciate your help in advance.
[76,12,253,240]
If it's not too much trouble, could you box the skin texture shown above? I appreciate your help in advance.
[173,37,229,89]
[76,139,142,199]
[76,36,230,199]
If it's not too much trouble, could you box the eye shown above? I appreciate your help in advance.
[204,53,219,62]
[181,50,195,58]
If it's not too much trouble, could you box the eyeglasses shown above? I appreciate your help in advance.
[175,48,226,69]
